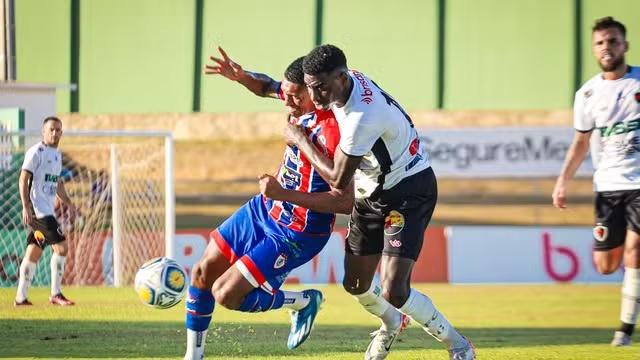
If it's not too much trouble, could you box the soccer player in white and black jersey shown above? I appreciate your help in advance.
[284,44,475,360]
[553,17,640,347]
[14,116,77,306]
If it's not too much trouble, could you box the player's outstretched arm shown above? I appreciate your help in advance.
[204,46,280,98]
[259,174,354,214]
[552,131,592,209]
[284,124,359,190]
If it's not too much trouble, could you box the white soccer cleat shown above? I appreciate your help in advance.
[448,337,476,360]
[365,313,410,360]
[611,331,631,347]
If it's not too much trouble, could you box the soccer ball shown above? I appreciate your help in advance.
[134,257,188,309]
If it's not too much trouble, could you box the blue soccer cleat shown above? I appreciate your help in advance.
[287,289,323,349]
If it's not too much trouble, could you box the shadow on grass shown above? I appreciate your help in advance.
[0,319,618,358]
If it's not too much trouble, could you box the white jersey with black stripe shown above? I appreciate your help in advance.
[331,71,430,199]
[574,66,640,191]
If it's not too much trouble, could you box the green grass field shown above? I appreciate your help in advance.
[0,285,637,360]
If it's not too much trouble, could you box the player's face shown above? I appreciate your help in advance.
[281,80,315,117]
[304,70,346,110]
[592,28,628,72]
[42,120,63,147]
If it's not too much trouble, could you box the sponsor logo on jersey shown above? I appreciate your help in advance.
[352,71,374,104]
[384,210,405,236]
[286,147,304,166]
[280,165,302,189]
[593,224,608,242]
[274,253,287,269]
[597,118,640,138]
[44,174,58,182]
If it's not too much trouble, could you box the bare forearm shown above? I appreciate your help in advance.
[278,189,353,215]
[237,71,279,98]
[19,173,31,211]
[558,139,590,182]
[296,137,338,183]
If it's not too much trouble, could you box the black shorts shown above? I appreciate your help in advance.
[593,189,640,251]
[27,215,66,249]
[345,167,437,260]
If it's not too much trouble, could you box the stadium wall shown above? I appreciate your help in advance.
[14,0,640,114]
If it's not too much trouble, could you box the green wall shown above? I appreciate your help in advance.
[13,0,640,113]
[15,0,70,113]
[323,0,438,111]
[199,0,315,113]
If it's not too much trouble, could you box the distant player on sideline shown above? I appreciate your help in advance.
[14,116,77,306]
[553,16,640,347]
[182,51,354,360]
[284,44,475,360]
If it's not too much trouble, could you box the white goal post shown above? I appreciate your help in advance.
[0,129,175,288]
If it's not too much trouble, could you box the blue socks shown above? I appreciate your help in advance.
[238,289,285,313]
[185,285,215,331]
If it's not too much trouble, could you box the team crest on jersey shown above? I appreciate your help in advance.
[384,211,405,236]
[635,92,640,103]
[583,89,593,98]
[593,224,608,242]
[274,253,287,269]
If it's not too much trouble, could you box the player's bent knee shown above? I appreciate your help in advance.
[381,286,409,308]
[342,277,370,295]
[595,262,619,275]
[211,281,243,310]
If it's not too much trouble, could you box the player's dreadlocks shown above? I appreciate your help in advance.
[592,16,626,38]
[284,56,305,85]
[302,44,347,76]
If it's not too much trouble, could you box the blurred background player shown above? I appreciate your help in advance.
[183,53,353,360]
[14,116,77,306]
[284,44,475,360]
[553,16,640,347]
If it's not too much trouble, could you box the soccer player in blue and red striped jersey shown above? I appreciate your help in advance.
[183,49,352,360]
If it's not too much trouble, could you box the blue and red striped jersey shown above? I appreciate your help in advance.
[263,108,341,235]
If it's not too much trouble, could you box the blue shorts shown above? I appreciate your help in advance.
[211,195,331,293]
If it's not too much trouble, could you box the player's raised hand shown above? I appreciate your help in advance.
[203,46,245,81]
[283,123,307,146]
[259,174,284,200]
[552,180,568,209]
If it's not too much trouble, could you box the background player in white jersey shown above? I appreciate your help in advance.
[14,116,77,306]
[553,16,640,347]
[284,44,475,360]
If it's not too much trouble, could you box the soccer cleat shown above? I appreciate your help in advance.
[287,289,323,349]
[13,298,33,306]
[365,313,411,360]
[448,337,476,360]
[49,293,75,306]
[611,331,631,347]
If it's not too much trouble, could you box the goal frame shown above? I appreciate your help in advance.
[3,129,175,287]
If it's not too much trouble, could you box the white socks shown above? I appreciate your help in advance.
[400,288,465,349]
[352,278,402,331]
[621,267,640,325]
[281,290,310,311]
[184,329,207,360]
[51,253,66,296]
[16,259,36,302]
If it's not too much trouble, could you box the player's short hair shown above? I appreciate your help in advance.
[284,56,305,85]
[592,16,626,38]
[302,44,347,76]
[43,116,62,126]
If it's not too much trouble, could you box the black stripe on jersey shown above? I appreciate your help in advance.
[370,138,392,199]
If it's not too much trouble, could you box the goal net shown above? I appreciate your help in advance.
[0,130,175,287]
